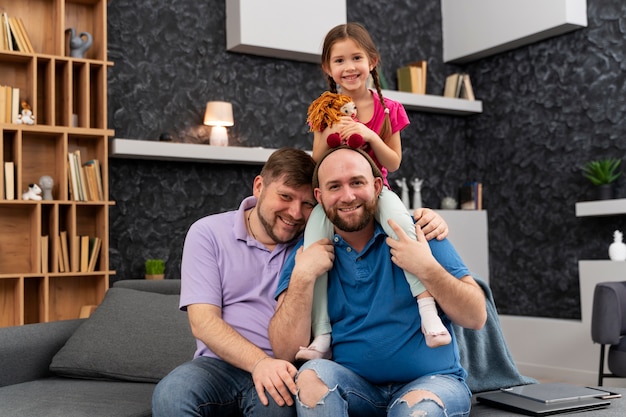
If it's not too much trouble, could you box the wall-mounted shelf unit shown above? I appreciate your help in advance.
[382,90,483,115]
[575,199,626,217]
[0,0,113,328]
[110,138,292,164]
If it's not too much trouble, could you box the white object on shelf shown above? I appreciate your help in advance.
[382,90,482,115]
[441,0,587,63]
[226,0,346,63]
[575,198,626,217]
[110,138,288,165]
[609,230,626,261]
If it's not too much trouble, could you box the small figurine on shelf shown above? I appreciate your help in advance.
[16,101,35,125]
[66,28,93,58]
[22,183,42,201]
[609,230,626,261]
[395,177,410,209]
[39,175,54,200]
[411,177,424,209]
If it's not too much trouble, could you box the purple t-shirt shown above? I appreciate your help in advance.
[180,196,297,359]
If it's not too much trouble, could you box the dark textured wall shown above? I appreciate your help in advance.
[107,0,626,319]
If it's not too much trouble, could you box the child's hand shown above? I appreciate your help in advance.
[414,208,449,241]
[338,117,375,143]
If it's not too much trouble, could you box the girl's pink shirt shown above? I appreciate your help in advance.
[359,90,410,188]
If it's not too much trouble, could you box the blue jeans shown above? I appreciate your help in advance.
[296,359,471,417]
[152,356,296,417]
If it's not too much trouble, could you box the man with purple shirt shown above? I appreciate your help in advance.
[152,147,448,417]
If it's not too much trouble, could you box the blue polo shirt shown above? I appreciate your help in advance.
[276,223,470,384]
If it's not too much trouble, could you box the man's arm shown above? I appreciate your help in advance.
[188,304,297,406]
[386,220,487,330]
[269,239,335,362]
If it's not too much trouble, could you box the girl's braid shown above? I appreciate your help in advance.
[370,67,392,140]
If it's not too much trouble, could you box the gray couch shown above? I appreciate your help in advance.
[0,279,194,417]
[0,278,622,417]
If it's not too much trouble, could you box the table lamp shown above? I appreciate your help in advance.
[203,101,234,146]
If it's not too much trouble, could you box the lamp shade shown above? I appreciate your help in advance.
[204,101,234,127]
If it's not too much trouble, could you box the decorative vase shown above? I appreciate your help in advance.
[609,230,626,261]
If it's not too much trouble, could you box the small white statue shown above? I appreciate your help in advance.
[411,178,424,209]
[39,175,54,200]
[395,177,410,209]
[609,230,626,261]
[22,183,42,201]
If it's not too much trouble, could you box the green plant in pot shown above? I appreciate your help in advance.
[582,158,622,200]
[145,259,165,280]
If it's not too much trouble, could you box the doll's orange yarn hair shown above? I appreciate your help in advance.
[307,91,355,132]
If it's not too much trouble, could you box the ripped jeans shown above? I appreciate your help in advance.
[296,359,471,417]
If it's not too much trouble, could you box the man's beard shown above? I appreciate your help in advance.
[325,199,377,232]
[257,206,302,244]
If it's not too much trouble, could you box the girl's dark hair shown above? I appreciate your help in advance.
[320,22,391,140]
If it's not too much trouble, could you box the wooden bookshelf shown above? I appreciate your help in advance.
[0,0,113,327]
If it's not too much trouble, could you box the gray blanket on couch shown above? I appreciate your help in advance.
[453,277,537,393]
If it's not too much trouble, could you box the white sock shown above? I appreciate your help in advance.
[417,297,447,335]
[310,332,331,352]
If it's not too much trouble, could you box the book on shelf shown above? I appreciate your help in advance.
[87,236,102,272]
[459,181,483,210]
[71,235,79,272]
[444,73,464,98]
[444,73,475,100]
[80,235,90,272]
[56,234,65,273]
[460,74,475,101]
[83,159,103,201]
[2,13,12,51]
[397,60,427,95]
[60,231,71,273]
[68,150,95,201]
[4,161,15,200]
[40,235,49,273]
[0,85,5,123]
[2,14,34,53]
[10,87,19,123]
[14,17,34,53]
[409,60,427,94]
[397,65,421,94]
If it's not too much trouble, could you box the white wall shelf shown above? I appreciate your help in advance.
[226,0,346,63]
[575,199,626,217]
[383,90,482,115]
[441,0,587,63]
[109,138,288,164]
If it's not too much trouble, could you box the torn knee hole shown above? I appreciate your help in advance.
[401,389,444,408]
[296,369,329,407]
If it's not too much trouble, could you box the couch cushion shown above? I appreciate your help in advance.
[50,287,195,383]
[0,377,155,417]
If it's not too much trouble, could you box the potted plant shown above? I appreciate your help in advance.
[145,259,165,280]
[582,158,622,200]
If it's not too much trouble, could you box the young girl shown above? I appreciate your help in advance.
[298,22,451,361]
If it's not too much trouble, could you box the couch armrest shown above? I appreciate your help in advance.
[0,319,84,387]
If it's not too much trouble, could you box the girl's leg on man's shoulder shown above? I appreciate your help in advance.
[152,356,295,417]
[295,359,387,417]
